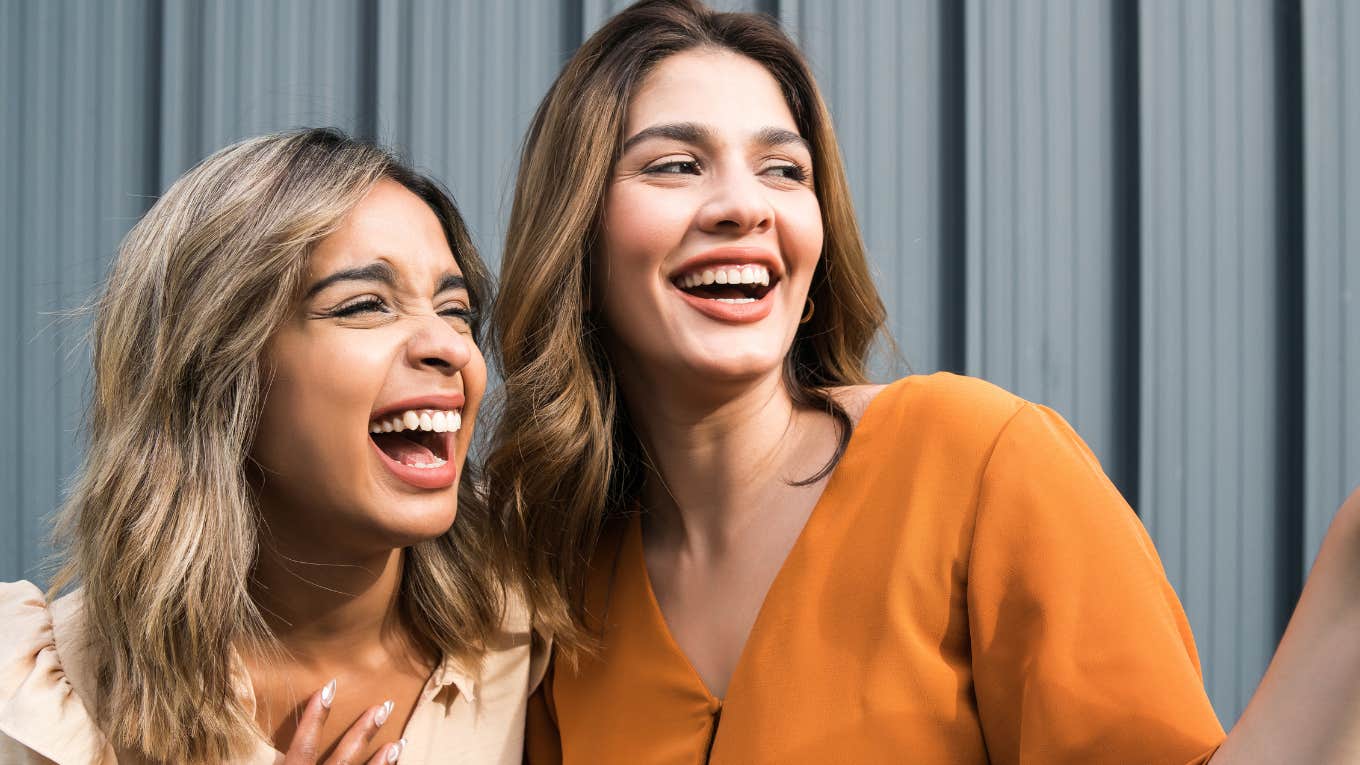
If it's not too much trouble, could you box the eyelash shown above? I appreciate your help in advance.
[329,297,476,322]
[643,159,810,183]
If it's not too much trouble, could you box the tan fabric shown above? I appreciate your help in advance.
[527,373,1227,764]
[0,581,548,765]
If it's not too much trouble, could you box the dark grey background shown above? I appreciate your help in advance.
[2,0,1356,725]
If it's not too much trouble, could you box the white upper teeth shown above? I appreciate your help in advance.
[677,264,771,289]
[369,409,462,434]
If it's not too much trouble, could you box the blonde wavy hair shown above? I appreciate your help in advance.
[486,0,887,654]
[49,128,501,762]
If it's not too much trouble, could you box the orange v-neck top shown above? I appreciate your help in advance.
[526,373,1226,764]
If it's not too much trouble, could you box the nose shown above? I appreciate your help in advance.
[404,314,472,375]
[696,166,774,235]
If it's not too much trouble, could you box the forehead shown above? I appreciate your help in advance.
[627,48,799,138]
[308,178,463,280]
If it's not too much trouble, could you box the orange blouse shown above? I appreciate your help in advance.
[526,373,1226,764]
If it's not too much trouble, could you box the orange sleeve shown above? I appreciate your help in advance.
[523,659,562,765]
[966,404,1225,765]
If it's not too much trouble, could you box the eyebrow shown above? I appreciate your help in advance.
[304,261,468,299]
[621,121,811,154]
[304,261,396,299]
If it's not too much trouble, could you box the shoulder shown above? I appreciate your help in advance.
[0,581,113,763]
[832,372,1029,454]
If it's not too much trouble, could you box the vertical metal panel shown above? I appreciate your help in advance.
[1139,0,1283,722]
[2,0,160,583]
[782,0,957,378]
[376,0,571,274]
[159,0,370,184]
[1303,0,1360,571]
[965,0,1127,489]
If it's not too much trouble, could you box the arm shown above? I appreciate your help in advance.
[968,404,1224,765]
[1211,486,1360,764]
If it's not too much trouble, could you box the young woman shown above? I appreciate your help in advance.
[486,1,1360,763]
[0,129,544,763]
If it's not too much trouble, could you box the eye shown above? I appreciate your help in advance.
[329,297,389,318]
[645,159,702,175]
[439,303,478,330]
[763,163,810,183]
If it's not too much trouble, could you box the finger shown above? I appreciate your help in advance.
[325,699,394,765]
[363,738,408,765]
[283,678,337,765]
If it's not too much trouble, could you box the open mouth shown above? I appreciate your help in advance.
[671,264,777,304]
[368,409,460,469]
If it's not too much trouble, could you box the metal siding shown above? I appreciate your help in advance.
[783,1,953,378]
[1139,0,1283,722]
[965,0,1125,490]
[1303,0,1360,572]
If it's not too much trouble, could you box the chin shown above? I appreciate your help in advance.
[681,346,786,384]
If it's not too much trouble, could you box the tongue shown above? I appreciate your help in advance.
[372,432,437,465]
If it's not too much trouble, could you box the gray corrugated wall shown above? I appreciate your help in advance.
[1,0,1356,727]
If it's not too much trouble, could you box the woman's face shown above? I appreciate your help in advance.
[251,179,486,553]
[597,48,823,386]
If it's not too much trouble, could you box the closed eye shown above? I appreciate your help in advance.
[330,297,388,317]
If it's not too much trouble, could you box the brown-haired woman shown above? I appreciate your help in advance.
[486,1,1360,762]
[0,129,544,763]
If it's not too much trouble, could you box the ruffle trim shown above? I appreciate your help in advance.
[0,581,115,764]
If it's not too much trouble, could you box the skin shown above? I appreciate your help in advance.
[598,48,881,699]
[600,47,1360,758]
[245,178,487,762]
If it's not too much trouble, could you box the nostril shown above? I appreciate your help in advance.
[422,357,453,369]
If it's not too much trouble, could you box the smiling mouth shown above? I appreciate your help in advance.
[368,409,460,468]
[672,264,777,303]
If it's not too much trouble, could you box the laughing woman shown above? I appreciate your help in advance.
[0,129,543,764]
[488,1,1360,763]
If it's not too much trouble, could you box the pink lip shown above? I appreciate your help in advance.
[670,278,778,324]
[668,246,783,281]
[368,393,466,490]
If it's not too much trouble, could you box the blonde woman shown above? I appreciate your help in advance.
[0,129,544,763]
[487,1,1360,763]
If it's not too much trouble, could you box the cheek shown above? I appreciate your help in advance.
[780,195,825,275]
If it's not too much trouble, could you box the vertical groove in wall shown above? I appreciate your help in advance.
[1111,0,1140,509]
[1272,0,1304,634]
[357,0,379,141]
[939,0,966,374]
[2,0,25,580]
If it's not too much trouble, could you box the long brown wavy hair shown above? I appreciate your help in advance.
[486,0,887,653]
[50,128,503,762]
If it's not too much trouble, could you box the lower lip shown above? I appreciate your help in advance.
[673,282,777,323]
[369,430,459,490]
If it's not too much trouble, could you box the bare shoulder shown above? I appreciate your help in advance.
[828,384,891,427]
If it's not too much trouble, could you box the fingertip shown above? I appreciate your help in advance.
[320,677,337,710]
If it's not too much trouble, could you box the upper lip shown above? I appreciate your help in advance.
[369,393,466,421]
[668,246,783,282]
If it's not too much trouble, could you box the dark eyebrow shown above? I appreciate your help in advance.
[435,273,467,294]
[304,261,396,299]
[621,122,714,153]
[754,126,811,153]
[621,122,811,155]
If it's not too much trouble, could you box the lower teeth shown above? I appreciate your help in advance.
[714,298,756,304]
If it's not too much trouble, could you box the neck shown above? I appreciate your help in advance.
[248,533,417,668]
[615,361,835,554]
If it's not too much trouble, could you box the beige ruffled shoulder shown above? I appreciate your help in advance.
[0,581,115,765]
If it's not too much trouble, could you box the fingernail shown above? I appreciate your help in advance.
[385,742,401,763]
[320,679,336,709]
[398,738,408,754]
[374,699,394,726]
